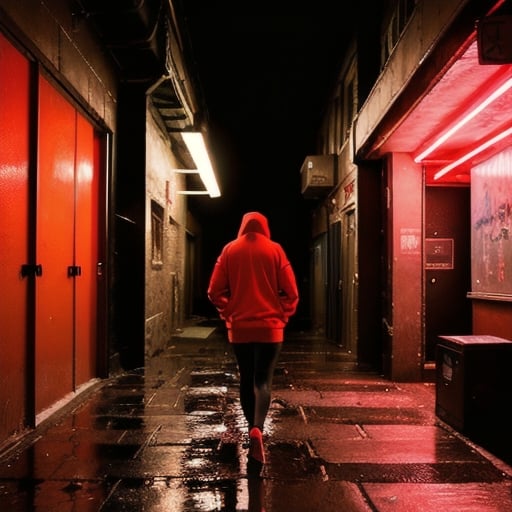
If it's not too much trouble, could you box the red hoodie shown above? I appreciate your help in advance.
[207,211,299,343]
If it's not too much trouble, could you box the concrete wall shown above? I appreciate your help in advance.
[389,152,423,380]
[354,0,467,157]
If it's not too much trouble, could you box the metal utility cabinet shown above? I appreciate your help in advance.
[436,335,512,464]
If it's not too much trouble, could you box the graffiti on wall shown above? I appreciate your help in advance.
[471,147,512,294]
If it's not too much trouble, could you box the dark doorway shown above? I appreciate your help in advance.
[425,186,472,361]
[327,221,342,344]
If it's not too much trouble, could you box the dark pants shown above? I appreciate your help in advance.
[232,342,283,432]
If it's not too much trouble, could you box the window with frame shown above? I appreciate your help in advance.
[151,200,164,268]
[328,94,339,154]
[380,0,417,68]
[333,92,342,153]
[319,115,329,154]
[343,61,357,141]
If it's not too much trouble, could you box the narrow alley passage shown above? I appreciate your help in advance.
[1,322,511,511]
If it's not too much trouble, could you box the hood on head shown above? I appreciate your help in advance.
[237,211,270,238]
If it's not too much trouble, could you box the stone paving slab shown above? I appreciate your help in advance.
[363,482,512,512]
[312,436,484,464]
[172,327,217,339]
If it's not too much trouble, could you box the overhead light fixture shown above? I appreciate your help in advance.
[176,131,221,198]
[414,76,512,163]
[433,126,512,180]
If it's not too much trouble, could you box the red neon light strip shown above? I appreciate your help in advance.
[433,126,512,180]
[415,77,512,163]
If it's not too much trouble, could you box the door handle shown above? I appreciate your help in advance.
[21,264,42,277]
[67,265,82,277]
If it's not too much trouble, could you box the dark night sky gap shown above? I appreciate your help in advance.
[178,2,362,311]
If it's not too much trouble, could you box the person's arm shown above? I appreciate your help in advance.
[278,258,299,320]
[207,255,230,319]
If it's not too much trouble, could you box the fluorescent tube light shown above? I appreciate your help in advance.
[180,132,221,198]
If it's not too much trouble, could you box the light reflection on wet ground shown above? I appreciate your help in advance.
[0,325,511,511]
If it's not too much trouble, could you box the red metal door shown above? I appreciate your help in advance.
[36,75,76,416]
[74,112,98,387]
[0,33,31,439]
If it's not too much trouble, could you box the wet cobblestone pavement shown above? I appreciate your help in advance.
[1,323,512,511]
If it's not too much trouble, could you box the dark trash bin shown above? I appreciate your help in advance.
[436,334,512,464]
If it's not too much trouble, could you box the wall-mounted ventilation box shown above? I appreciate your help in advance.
[300,155,336,199]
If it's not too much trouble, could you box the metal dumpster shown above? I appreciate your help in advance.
[436,334,512,463]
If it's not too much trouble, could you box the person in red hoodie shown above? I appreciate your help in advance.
[207,211,299,470]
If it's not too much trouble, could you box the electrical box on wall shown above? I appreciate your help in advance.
[300,155,336,199]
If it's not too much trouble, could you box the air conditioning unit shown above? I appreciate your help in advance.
[300,155,336,199]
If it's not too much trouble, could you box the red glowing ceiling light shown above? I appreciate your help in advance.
[433,126,512,181]
[414,76,512,163]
